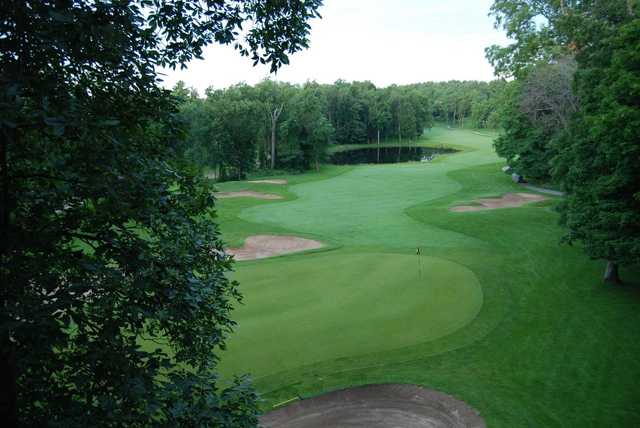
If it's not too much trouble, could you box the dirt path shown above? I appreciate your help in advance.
[450,192,546,212]
[228,235,323,261]
[260,384,486,428]
[215,191,283,200]
[520,184,564,196]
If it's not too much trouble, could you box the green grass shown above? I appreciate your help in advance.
[212,164,352,247]
[326,131,469,154]
[223,252,482,376]
[214,126,640,427]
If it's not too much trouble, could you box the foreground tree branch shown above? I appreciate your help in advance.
[0,0,322,425]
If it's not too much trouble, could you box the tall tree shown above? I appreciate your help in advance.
[370,93,392,145]
[493,80,558,181]
[208,85,263,180]
[486,0,569,79]
[553,5,640,283]
[326,80,368,145]
[282,83,334,171]
[255,80,290,169]
[488,0,640,282]
[519,57,578,131]
[494,59,578,182]
[0,0,322,425]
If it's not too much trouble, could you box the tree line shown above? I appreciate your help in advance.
[487,0,639,283]
[174,79,508,179]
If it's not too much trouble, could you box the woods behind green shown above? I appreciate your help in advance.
[174,79,507,179]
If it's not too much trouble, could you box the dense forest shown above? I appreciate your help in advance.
[174,79,507,178]
[487,0,639,282]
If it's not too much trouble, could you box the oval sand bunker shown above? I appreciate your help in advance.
[260,384,486,428]
[451,192,545,212]
[228,235,323,261]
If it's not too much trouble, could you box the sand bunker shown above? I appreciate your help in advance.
[260,384,486,428]
[228,235,323,261]
[215,191,283,200]
[450,192,546,212]
[247,179,288,185]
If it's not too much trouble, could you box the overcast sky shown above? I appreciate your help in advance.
[159,0,509,94]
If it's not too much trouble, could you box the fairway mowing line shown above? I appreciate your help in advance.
[215,190,284,200]
[472,131,495,138]
[272,396,300,409]
[247,179,288,185]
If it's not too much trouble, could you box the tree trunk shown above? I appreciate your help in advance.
[270,121,276,169]
[0,126,17,427]
[377,129,380,163]
[1,128,8,251]
[0,345,17,428]
[269,104,283,170]
[604,261,621,284]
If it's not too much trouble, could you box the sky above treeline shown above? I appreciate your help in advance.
[160,0,509,94]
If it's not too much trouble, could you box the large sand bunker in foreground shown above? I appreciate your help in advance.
[260,384,486,428]
[450,192,545,212]
[228,235,323,261]
[215,190,283,200]
[247,179,288,185]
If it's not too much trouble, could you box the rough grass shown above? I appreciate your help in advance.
[214,126,640,427]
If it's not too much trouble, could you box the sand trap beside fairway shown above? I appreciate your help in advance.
[215,191,283,200]
[228,235,323,260]
[451,192,546,212]
[260,384,486,428]
[247,179,288,185]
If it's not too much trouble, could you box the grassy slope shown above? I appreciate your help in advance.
[213,165,352,247]
[215,127,640,427]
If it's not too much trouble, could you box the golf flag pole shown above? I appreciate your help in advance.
[416,247,422,278]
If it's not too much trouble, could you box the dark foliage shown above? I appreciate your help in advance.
[0,0,321,425]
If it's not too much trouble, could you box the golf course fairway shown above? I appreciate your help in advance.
[214,127,640,427]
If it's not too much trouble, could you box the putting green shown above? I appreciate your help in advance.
[220,251,482,378]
